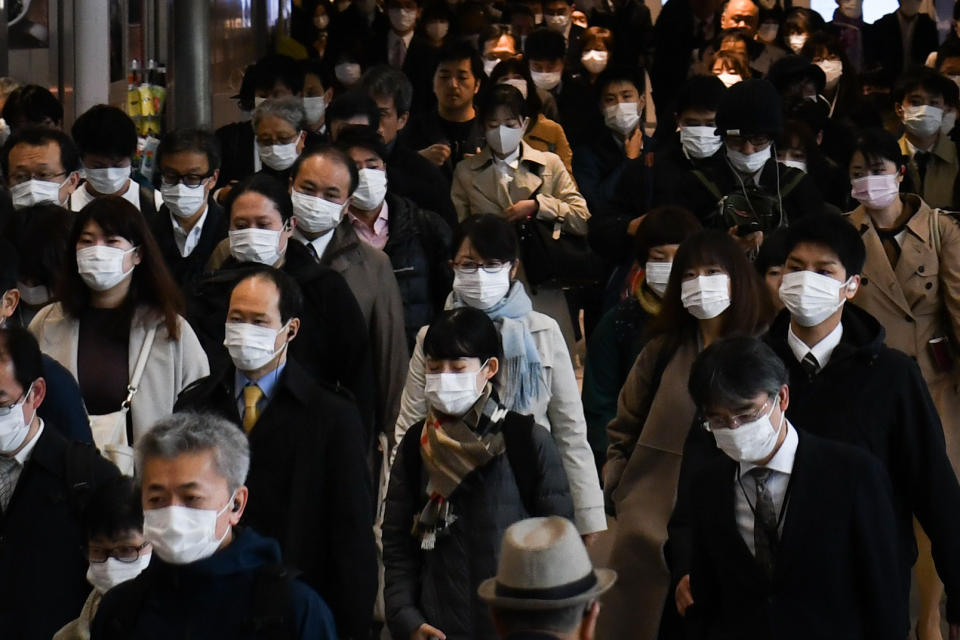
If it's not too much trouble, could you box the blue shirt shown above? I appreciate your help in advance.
[234,362,287,421]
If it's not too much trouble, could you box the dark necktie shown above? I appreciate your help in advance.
[751,468,778,580]
[915,151,931,185]
[305,241,320,262]
[800,352,819,378]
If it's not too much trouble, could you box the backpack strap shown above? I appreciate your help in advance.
[778,167,806,199]
[249,563,301,639]
[690,169,724,202]
[138,183,157,219]
[501,414,541,516]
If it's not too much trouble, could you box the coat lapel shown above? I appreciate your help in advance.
[894,207,936,296]
[850,208,913,316]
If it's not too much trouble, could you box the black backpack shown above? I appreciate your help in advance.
[692,167,806,233]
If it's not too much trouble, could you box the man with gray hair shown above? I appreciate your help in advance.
[90,412,338,639]
[252,97,307,182]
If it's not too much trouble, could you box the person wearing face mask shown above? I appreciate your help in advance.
[864,0,938,82]
[600,230,765,640]
[581,207,702,472]
[676,335,905,637]
[0,327,120,640]
[251,97,308,188]
[69,105,163,216]
[384,307,574,640]
[775,118,850,212]
[575,26,614,86]
[337,125,453,349]
[844,129,960,640]
[174,269,377,639]
[373,0,421,69]
[28,198,208,449]
[828,0,865,70]
[90,412,338,639]
[753,228,788,320]
[299,58,336,145]
[543,0,585,67]
[394,215,606,542]
[54,476,149,640]
[478,25,520,79]
[0,127,81,210]
[755,213,960,640]
[780,7,822,57]
[401,2,453,115]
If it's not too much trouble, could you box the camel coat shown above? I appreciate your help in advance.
[525,115,574,177]
[599,335,699,640]
[848,196,960,472]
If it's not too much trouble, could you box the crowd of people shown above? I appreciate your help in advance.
[1,0,960,637]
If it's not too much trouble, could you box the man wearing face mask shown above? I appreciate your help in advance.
[830,0,865,71]
[524,29,595,146]
[90,412,338,639]
[677,335,906,636]
[0,327,119,640]
[543,0,585,67]
[251,98,308,186]
[175,269,377,639]
[69,105,163,216]
[370,0,422,70]
[865,0,939,82]
[0,127,81,210]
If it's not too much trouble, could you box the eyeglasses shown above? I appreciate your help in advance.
[725,134,772,149]
[160,171,213,188]
[88,541,151,563]
[454,260,510,274]
[701,398,772,432]
[0,386,30,418]
[7,171,67,186]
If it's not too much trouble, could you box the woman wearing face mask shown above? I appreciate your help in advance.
[775,118,850,211]
[14,204,73,326]
[394,214,606,541]
[252,98,307,184]
[384,307,574,640]
[780,7,822,56]
[710,50,751,88]
[404,2,454,114]
[54,476,150,640]
[28,197,209,445]
[754,228,789,321]
[845,128,960,640]
[800,31,861,121]
[576,27,614,85]
[599,230,764,640]
[581,207,702,473]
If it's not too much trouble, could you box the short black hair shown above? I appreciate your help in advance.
[489,57,544,116]
[300,57,333,91]
[0,327,43,392]
[83,475,143,542]
[253,54,304,95]
[453,214,519,262]
[1,126,81,179]
[362,65,415,116]
[157,128,223,173]
[754,227,789,276]
[71,105,138,159]
[784,213,866,277]
[0,238,19,292]
[849,127,904,171]
[227,173,294,222]
[635,206,702,263]
[675,74,726,116]
[233,266,304,323]
[688,335,788,409]
[435,41,485,84]
[893,66,950,104]
[326,90,381,131]
[596,65,646,97]
[1,85,63,129]
[291,144,360,195]
[336,125,388,162]
[524,28,566,62]
[423,307,504,370]
[478,83,529,122]
[15,204,73,287]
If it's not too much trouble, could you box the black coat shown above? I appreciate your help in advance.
[40,354,93,444]
[386,139,458,229]
[401,110,485,182]
[174,359,378,640]
[215,121,256,188]
[384,414,575,640]
[688,429,906,639]
[0,427,118,640]
[865,11,939,82]
[149,198,229,289]
[588,151,655,265]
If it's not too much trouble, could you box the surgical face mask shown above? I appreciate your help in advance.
[10,177,68,209]
[486,123,525,156]
[726,145,771,174]
[484,57,500,77]
[303,96,326,123]
[0,383,35,453]
[850,173,900,209]
[645,261,672,297]
[816,59,843,91]
[581,50,609,74]
[544,13,569,32]
[0,119,8,148]
[314,15,330,29]
[84,167,130,195]
[453,265,511,309]
[530,70,562,91]
[534,12,543,23]
[780,158,807,173]
[838,0,861,19]
[604,102,640,137]
[353,168,389,210]
[161,183,207,219]
[229,228,284,265]
[712,397,784,463]
[941,110,957,135]
[291,190,344,234]
[425,20,449,41]
[500,78,529,100]
[680,126,722,159]
[716,72,742,88]
[143,493,235,565]
[788,33,807,54]
[17,282,51,307]
[257,140,300,171]
[77,245,137,292]
[681,273,731,320]
[389,8,418,32]
[254,97,267,109]
[779,270,855,327]
[87,554,151,594]
[335,63,363,85]
[424,361,489,416]
[757,23,779,43]
[902,104,943,138]
[224,321,290,371]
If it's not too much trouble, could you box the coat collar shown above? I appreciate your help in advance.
[463,141,547,210]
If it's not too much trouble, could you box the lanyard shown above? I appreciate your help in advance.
[737,468,794,535]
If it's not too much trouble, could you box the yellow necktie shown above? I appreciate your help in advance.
[242,385,264,433]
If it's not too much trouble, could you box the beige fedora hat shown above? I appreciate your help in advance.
[477,516,617,610]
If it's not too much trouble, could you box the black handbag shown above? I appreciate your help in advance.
[516,217,604,289]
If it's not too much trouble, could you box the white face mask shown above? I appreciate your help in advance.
[581,50,609,74]
[780,158,807,173]
[530,70,562,91]
[314,15,330,29]
[483,58,500,77]
[84,167,130,195]
[544,13,569,32]
[77,246,137,292]
[425,21,449,41]
[335,63,363,85]
[10,177,68,210]
[757,23,779,43]
[942,110,957,135]
[17,282,51,306]
[229,228,285,265]
[453,265,511,309]
[500,78,529,100]
[788,34,807,54]
[424,361,488,416]
[681,273,731,320]
[838,0,861,19]
[0,119,8,148]
[726,145,771,174]
[257,140,300,171]
[291,190,344,234]
[712,397,784,463]
[254,97,267,109]
[486,123,526,156]
[87,554,151,594]
[161,183,207,219]
[850,173,900,209]
[224,321,290,371]
[303,96,326,124]
[353,168,389,210]
[644,261,672,297]
[902,104,943,139]
[143,493,235,565]
[716,72,742,88]
[816,59,843,91]
[680,126,722,159]
[0,383,35,453]
[604,102,640,137]
[533,12,543,23]
[389,8,418,32]
[779,270,855,327]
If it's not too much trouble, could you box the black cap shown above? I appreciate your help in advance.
[767,55,826,95]
[715,79,783,137]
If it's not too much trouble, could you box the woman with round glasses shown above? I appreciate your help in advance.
[393,214,606,540]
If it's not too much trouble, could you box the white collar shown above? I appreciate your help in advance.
[739,421,798,478]
[293,227,336,260]
[494,146,521,170]
[11,418,44,466]
[389,29,415,48]
[170,204,209,237]
[787,320,844,368]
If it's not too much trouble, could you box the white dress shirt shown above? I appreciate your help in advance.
[70,179,164,212]
[0,418,45,510]
[735,421,798,555]
[293,228,336,262]
[787,320,844,369]
[170,205,209,257]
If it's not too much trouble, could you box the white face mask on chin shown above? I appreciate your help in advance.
[143,492,236,565]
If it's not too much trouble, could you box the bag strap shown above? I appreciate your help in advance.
[690,169,724,202]
[931,208,943,255]
[120,324,159,445]
[779,168,806,199]
[138,183,157,219]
